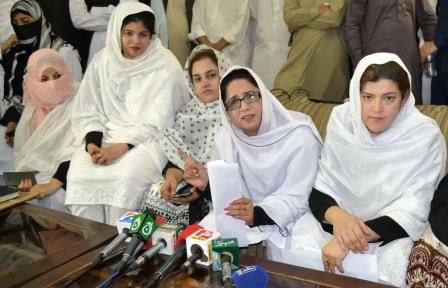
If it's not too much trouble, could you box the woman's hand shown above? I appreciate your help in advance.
[225,197,254,226]
[178,150,208,191]
[87,143,102,164]
[4,121,17,147]
[1,34,18,53]
[322,238,348,274]
[88,143,128,165]
[161,168,184,202]
[18,178,62,199]
[325,206,372,253]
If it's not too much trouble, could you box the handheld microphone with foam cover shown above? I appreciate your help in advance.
[145,224,203,288]
[231,265,269,288]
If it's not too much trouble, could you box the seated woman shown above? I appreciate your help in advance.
[1,0,82,149]
[13,48,77,213]
[65,2,189,225]
[291,53,446,287]
[144,45,231,225]
[406,174,448,287]
[186,66,322,258]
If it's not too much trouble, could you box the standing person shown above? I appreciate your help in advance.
[249,0,290,91]
[14,49,77,213]
[420,0,448,105]
[66,3,189,225]
[166,0,194,66]
[274,0,349,103]
[185,66,322,261]
[188,0,251,66]
[345,0,437,104]
[291,53,446,287]
[144,45,231,225]
[1,0,82,148]
[69,0,168,66]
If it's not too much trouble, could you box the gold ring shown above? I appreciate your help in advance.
[324,258,335,266]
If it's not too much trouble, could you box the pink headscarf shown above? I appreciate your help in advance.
[23,48,74,134]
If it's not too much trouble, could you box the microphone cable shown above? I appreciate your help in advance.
[60,245,127,288]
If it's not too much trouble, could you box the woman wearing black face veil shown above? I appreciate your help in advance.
[0,0,82,148]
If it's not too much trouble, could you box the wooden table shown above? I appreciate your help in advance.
[26,242,393,288]
[0,204,117,288]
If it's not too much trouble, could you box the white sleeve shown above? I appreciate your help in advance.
[69,0,114,31]
[258,128,321,229]
[150,0,168,47]
[222,0,250,44]
[188,0,207,41]
[59,45,83,82]
[379,131,446,241]
[71,55,106,144]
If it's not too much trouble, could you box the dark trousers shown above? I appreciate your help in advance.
[431,72,448,105]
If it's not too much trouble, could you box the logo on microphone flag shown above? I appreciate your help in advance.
[130,214,145,234]
[140,217,157,241]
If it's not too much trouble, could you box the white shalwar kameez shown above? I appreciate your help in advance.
[188,0,251,67]
[291,53,447,287]
[66,3,189,225]
[13,97,76,213]
[213,66,322,260]
[249,0,290,90]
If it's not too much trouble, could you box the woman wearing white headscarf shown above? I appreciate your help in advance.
[1,0,82,148]
[187,66,322,257]
[291,53,446,287]
[144,45,231,225]
[66,2,189,225]
[13,48,77,213]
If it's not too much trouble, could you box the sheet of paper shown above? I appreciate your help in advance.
[278,247,378,283]
[206,160,249,247]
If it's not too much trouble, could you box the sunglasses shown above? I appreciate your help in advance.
[225,91,261,111]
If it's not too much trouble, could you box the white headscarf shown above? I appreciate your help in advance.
[71,2,189,154]
[160,45,232,169]
[105,2,160,77]
[314,53,446,240]
[215,66,322,243]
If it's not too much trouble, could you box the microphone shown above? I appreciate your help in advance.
[151,223,186,255]
[115,210,157,273]
[129,222,185,270]
[231,265,269,288]
[180,244,203,272]
[182,228,220,271]
[211,238,240,286]
[91,228,130,268]
[221,253,232,285]
[146,224,203,288]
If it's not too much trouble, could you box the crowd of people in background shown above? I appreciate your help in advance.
[0,1,447,287]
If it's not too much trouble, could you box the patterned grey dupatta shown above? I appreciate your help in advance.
[11,0,65,50]
[159,45,232,169]
[145,45,231,225]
